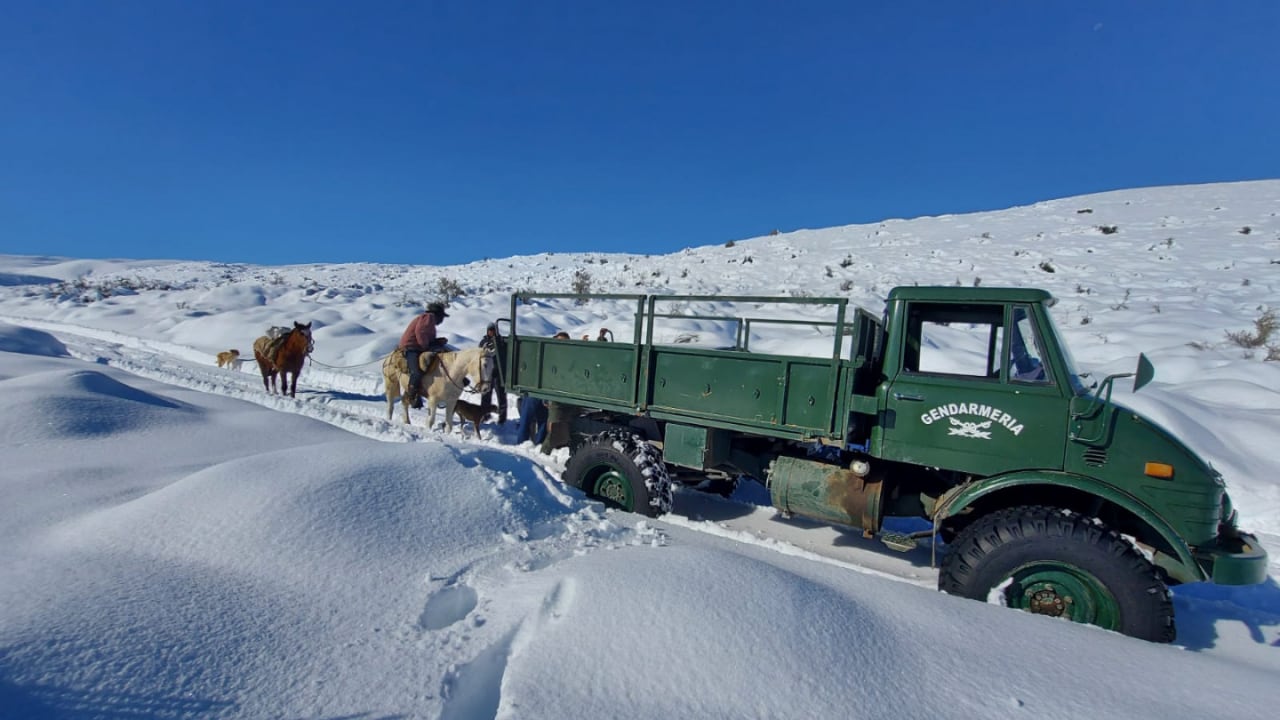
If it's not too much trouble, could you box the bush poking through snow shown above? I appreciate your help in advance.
[1225,308,1277,349]
[572,269,592,304]
[1110,289,1131,311]
[42,276,183,304]
[436,276,465,302]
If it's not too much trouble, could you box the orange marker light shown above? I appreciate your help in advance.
[1144,462,1174,479]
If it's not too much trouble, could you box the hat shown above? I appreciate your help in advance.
[427,302,449,318]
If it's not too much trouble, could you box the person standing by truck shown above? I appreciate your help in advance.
[513,331,571,450]
[516,394,548,446]
[478,323,508,424]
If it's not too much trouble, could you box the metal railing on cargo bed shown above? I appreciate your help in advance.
[502,293,883,441]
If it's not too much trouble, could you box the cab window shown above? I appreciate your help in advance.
[903,303,1003,379]
[901,302,1053,386]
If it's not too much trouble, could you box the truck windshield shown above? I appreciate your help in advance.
[1041,312,1089,395]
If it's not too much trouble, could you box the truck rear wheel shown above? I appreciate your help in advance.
[562,431,673,517]
[938,505,1175,642]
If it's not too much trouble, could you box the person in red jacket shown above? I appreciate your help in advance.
[399,302,448,408]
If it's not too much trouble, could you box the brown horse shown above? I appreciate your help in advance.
[253,322,313,397]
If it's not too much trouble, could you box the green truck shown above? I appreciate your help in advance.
[496,287,1268,642]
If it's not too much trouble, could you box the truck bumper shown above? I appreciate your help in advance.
[1194,531,1269,586]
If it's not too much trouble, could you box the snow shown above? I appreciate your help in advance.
[1,180,1278,718]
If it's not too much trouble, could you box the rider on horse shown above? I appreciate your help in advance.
[399,301,449,409]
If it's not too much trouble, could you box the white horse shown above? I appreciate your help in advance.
[383,346,495,433]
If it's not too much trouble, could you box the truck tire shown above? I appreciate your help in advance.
[562,431,673,517]
[938,505,1175,642]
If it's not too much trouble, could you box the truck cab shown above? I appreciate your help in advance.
[870,286,1265,591]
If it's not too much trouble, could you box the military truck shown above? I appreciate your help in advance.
[495,287,1268,642]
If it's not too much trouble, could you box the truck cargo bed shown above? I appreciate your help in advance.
[504,293,882,442]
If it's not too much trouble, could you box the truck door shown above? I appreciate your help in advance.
[879,302,1069,476]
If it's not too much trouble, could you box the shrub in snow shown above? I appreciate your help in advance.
[436,276,465,302]
[1110,289,1131,311]
[1225,308,1277,349]
[572,269,592,304]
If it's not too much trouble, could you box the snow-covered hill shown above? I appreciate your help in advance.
[0,180,1277,717]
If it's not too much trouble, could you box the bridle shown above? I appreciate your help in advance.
[289,326,315,355]
[436,349,491,395]
[268,326,314,366]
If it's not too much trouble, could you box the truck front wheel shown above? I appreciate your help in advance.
[562,431,673,517]
[938,505,1175,642]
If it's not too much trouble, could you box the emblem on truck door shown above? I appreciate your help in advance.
[947,418,993,439]
[920,403,1025,437]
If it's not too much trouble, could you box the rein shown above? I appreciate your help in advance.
[437,351,479,394]
[308,356,381,370]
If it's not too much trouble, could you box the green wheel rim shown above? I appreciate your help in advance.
[591,466,634,510]
[1002,561,1121,630]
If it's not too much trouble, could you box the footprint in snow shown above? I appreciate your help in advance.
[438,579,575,720]
[419,582,479,631]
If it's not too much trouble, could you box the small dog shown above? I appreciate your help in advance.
[453,398,491,436]
[216,349,243,370]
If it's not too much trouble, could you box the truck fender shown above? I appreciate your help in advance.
[933,471,1205,584]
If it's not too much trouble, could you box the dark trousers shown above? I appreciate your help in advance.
[403,349,423,394]
[542,401,576,453]
[481,382,508,422]
[517,395,548,445]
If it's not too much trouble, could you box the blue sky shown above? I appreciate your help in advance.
[2,1,1277,266]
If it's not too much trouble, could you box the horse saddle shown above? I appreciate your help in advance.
[257,326,290,362]
[387,349,440,375]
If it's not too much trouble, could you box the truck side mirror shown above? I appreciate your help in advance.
[1133,353,1154,393]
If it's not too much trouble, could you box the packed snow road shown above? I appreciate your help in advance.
[5,314,943,587]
